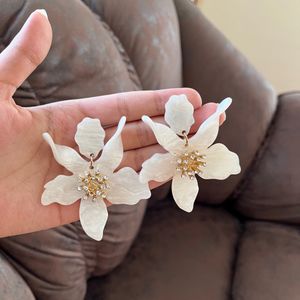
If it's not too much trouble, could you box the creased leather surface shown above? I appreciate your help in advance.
[87,204,240,300]
[0,0,299,299]
[0,252,34,300]
[235,93,300,222]
[232,222,300,300]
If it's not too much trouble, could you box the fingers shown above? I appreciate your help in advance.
[119,144,164,171]
[105,103,226,151]
[189,102,226,132]
[0,9,52,99]
[36,88,202,145]
[68,88,202,126]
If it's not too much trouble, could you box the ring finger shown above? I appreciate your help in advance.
[105,102,226,151]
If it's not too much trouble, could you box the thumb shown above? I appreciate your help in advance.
[0,9,52,99]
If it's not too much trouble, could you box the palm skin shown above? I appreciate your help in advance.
[0,10,225,237]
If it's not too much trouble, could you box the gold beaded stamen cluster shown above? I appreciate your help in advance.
[77,154,110,201]
[175,132,206,180]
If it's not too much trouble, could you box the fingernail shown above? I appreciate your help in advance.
[36,9,48,19]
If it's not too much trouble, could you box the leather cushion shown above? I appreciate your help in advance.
[86,203,240,300]
[233,221,300,300]
[235,92,300,222]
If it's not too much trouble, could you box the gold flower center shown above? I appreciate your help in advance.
[176,150,206,180]
[77,154,110,201]
[78,170,110,200]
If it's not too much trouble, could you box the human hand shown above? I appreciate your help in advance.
[0,10,225,237]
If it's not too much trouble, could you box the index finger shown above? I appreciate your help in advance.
[68,88,202,126]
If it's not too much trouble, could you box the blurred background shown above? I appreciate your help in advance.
[197,0,300,93]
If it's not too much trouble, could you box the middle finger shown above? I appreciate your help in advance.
[105,102,226,151]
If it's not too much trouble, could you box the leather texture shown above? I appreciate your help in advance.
[0,0,300,299]
[0,252,34,300]
[235,92,300,222]
[232,222,300,300]
[87,203,240,300]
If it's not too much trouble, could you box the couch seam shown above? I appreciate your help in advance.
[228,221,245,300]
[84,4,143,91]
[100,20,143,90]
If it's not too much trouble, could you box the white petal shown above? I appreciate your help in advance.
[171,173,199,212]
[107,167,151,205]
[95,116,125,174]
[79,198,108,241]
[43,133,86,174]
[165,94,195,135]
[142,116,184,154]
[199,143,241,180]
[140,152,175,183]
[75,118,105,159]
[41,175,80,205]
[190,97,232,150]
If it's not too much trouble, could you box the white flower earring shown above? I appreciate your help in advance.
[140,95,241,212]
[42,116,151,241]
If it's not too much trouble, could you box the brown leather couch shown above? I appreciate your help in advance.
[1,0,300,299]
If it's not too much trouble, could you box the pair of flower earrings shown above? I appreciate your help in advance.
[42,95,241,240]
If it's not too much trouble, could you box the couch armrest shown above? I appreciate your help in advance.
[174,0,277,204]
[234,92,300,222]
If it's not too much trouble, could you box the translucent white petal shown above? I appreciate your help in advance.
[142,116,185,154]
[43,133,86,174]
[95,116,126,174]
[140,152,175,183]
[75,117,105,159]
[41,175,80,205]
[108,167,151,205]
[190,97,232,150]
[165,94,195,135]
[79,198,108,241]
[171,173,199,213]
[200,143,241,180]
